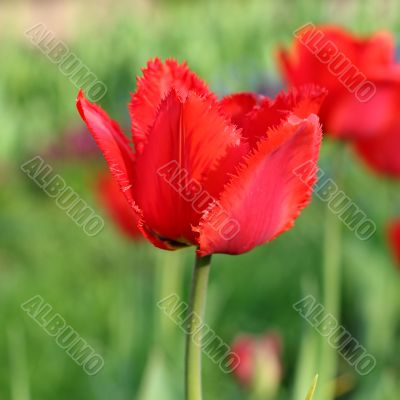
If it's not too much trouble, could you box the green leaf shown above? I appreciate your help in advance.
[136,350,174,400]
[305,375,318,400]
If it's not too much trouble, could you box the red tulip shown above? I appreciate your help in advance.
[77,58,325,255]
[231,332,282,394]
[278,24,400,140]
[96,173,142,239]
[387,219,400,267]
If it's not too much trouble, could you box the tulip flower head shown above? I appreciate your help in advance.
[387,219,400,267]
[96,172,142,239]
[231,332,283,397]
[278,24,400,141]
[77,58,325,255]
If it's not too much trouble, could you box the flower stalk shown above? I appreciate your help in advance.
[185,254,212,400]
[318,198,342,400]
[317,143,343,400]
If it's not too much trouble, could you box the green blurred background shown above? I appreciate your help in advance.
[1,0,400,399]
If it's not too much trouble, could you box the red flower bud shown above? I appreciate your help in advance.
[231,332,283,396]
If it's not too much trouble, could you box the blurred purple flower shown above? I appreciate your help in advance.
[42,126,100,160]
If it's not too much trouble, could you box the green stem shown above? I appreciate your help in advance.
[317,143,343,400]
[185,254,212,400]
[319,200,342,400]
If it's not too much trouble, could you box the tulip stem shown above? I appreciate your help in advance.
[317,144,343,400]
[318,197,342,399]
[185,254,212,400]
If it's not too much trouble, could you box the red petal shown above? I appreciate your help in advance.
[77,90,137,208]
[133,89,241,246]
[219,92,262,128]
[387,219,400,267]
[96,173,142,239]
[271,85,327,118]
[203,87,325,200]
[77,90,173,251]
[241,85,326,148]
[197,114,322,256]
[356,30,396,77]
[353,122,400,177]
[129,58,213,154]
[320,80,400,139]
[200,93,263,199]
[279,25,396,89]
[278,25,399,139]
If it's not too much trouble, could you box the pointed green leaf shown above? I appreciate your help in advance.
[305,374,318,400]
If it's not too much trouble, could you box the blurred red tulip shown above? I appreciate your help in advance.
[231,332,282,395]
[97,173,142,239]
[278,24,400,140]
[387,219,400,267]
[77,58,325,255]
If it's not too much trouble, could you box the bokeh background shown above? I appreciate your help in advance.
[1,0,400,399]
